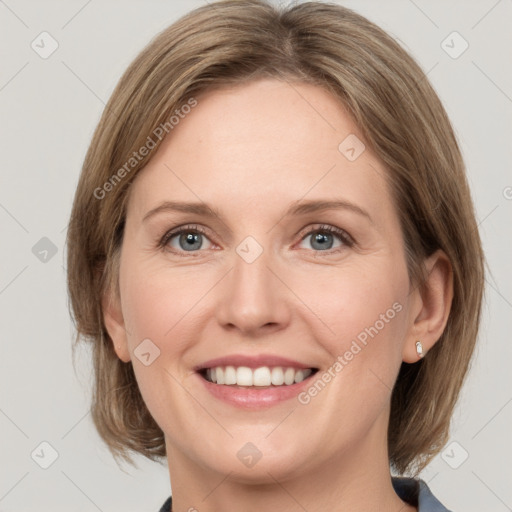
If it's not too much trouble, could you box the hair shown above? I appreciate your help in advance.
[66,0,485,475]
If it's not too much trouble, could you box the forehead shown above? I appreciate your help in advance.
[161,79,361,165]
[127,79,393,225]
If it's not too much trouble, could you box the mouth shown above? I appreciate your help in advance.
[197,365,319,389]
[193,354,320,408]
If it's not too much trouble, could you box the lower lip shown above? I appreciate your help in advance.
[196,372,317,409]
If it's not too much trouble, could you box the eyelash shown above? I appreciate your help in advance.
[158,223,354,257]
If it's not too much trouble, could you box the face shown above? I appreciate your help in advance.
[107,78,420,483]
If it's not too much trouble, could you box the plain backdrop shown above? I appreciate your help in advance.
[1,1,511,511]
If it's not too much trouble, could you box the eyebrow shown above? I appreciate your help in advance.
[142,199,373,225]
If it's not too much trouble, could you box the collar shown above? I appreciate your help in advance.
[392,477,452,511]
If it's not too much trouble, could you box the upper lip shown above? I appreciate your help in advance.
[194,354,317,371]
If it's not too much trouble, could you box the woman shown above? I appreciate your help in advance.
[66,1,485,510]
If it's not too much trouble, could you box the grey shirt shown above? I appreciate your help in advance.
[392,477,452,511]
[158,477,451,511]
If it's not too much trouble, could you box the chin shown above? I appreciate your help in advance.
[197,439,314,484]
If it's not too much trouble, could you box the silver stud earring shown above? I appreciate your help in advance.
[415,340,424,359]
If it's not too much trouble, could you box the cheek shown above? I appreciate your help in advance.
[298,261,408,354]
[118,262,206,433]
[291,267,408,438]
[121,261,211,348]
[295,259,409,412]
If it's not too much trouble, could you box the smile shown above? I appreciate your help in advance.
[200,365,317,387]
[194,355,320,408]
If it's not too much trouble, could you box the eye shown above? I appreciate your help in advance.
[158,223,354,257]
[159,224,214,255]
[297,224,353,253]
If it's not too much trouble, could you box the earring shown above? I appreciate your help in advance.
[415,340,424,359]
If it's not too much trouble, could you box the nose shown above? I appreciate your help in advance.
[215,246,291,336]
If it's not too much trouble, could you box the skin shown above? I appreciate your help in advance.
[103,78,453,512]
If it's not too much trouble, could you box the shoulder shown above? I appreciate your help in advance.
[392,476,453,512]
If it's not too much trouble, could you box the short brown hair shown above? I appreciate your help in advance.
[66,0,485,475]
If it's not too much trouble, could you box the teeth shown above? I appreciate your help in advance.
[284,367,295,385]
[253,367,270,386]
[271,367,284,385]
[237,366,253,386]
[294,369,306,383]
[224,366,237,385]
[203,366,314,387]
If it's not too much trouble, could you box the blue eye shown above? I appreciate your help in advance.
[159,223,353,257]
[298,224,353,252]
[160,225,213,255]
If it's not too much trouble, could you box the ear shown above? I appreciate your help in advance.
[102,286,131,363]
[402,249,454,363]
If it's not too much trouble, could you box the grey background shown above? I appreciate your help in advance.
[1,0,511,511]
